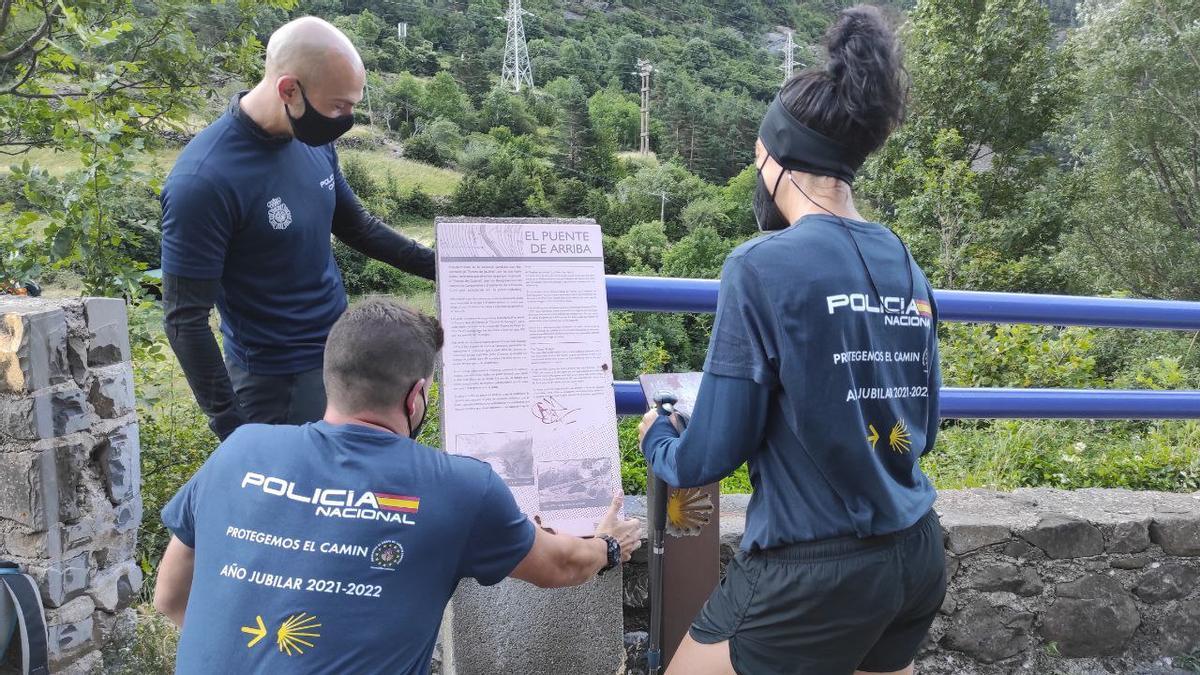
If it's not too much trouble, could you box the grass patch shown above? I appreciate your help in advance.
[108,605,178,675]
[5,130,459,198]
[3,146,182,176]
[394,216,435,247]
[1176,648,1200,673]
[338,147,461,196]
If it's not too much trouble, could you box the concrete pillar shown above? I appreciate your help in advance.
[442,575,625,674]
[0,297,141,672]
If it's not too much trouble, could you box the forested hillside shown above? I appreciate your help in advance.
[2,0,1199,560]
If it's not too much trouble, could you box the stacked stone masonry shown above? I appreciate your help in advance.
[624,489,1200,674]
[0,297,141,673]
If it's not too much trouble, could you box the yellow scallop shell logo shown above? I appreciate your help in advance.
[665,487,714,537]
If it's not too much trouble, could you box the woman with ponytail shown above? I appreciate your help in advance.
[638,7,944,674]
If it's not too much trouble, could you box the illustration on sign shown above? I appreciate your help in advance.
[536,458,615,511]
[455,432,535,487]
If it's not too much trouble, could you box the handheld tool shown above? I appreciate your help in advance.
[647,392,687,674]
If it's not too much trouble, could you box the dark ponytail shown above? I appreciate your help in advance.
[780,5,906,161]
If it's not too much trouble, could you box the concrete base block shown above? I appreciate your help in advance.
[0,302,68,394]
[83,298,129,367]
[0,385,90,441]
[444,574,625,675]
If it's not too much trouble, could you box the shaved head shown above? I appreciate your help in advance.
[266,16,364,82]
[257,16,367,126]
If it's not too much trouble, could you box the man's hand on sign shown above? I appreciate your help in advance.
[594,494,644,563]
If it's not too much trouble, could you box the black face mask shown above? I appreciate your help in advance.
[408,387,428,441]
[753,166,792,232]
[286,82,354,147]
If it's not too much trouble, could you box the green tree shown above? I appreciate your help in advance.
[1065,0,1200,298]
[479,87,537,136]
[892,130,984,289]
[404,117,464,167]
[450,131,549,216]
[653,71,762,181]
[661,225,732,279]
[1,0,293,295]
[607,161,716,238]
[588,87,641,151]
[902,0,1072,158]
[859,0,1077,293]
[618,221,670,270]
[545,76,618,185]
[332,10,385,70]
[377,72,424,135]
[451,36,495,104]
[421,71,474,129]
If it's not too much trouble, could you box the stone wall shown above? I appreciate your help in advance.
[623,489,1200,674]
[0,297,142,673]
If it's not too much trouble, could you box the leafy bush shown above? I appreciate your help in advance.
[940,324,1102,389]
[925,419,1200,493]
[333,239,434,297]
[404,133,449,167]
[340,153,378,201]
[129,303,217,597]
[403,185,438,219]
[617,416,750,495]
[108,607,179,674]
[404,118,464,168]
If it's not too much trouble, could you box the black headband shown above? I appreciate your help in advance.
[758,95,867,185]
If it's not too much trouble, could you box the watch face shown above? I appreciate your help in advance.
[604,535,620,570]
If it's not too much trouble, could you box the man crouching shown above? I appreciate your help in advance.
[154,297,642,673]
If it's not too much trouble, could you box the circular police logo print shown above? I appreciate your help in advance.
[370,541,404,570]
[267,196,292,230]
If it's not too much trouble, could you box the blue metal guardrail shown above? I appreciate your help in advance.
[606,276,1200,419]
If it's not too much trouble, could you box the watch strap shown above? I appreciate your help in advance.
[597,534,620,575]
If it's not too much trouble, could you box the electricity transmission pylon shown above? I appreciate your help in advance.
[498,0,534,92]
[780,29,795,85]
[634,59,654,154]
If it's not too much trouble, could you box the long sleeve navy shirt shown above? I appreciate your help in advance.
[160,93,435,438]
[642,215,942,550]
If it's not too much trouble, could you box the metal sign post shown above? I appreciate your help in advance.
[641,375,722,671]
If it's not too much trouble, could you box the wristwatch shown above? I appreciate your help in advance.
[597,534,621,575]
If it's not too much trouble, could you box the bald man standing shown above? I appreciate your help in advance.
[160,17,435,440]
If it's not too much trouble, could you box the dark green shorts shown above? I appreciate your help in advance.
[691,509,946,675]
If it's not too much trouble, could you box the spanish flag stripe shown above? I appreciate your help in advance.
[377,497,420,508]
[376,498,420,513]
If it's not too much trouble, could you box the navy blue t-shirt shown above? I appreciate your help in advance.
[160,95,351,375]
[643,214,940,546]
[162,422,535,674]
